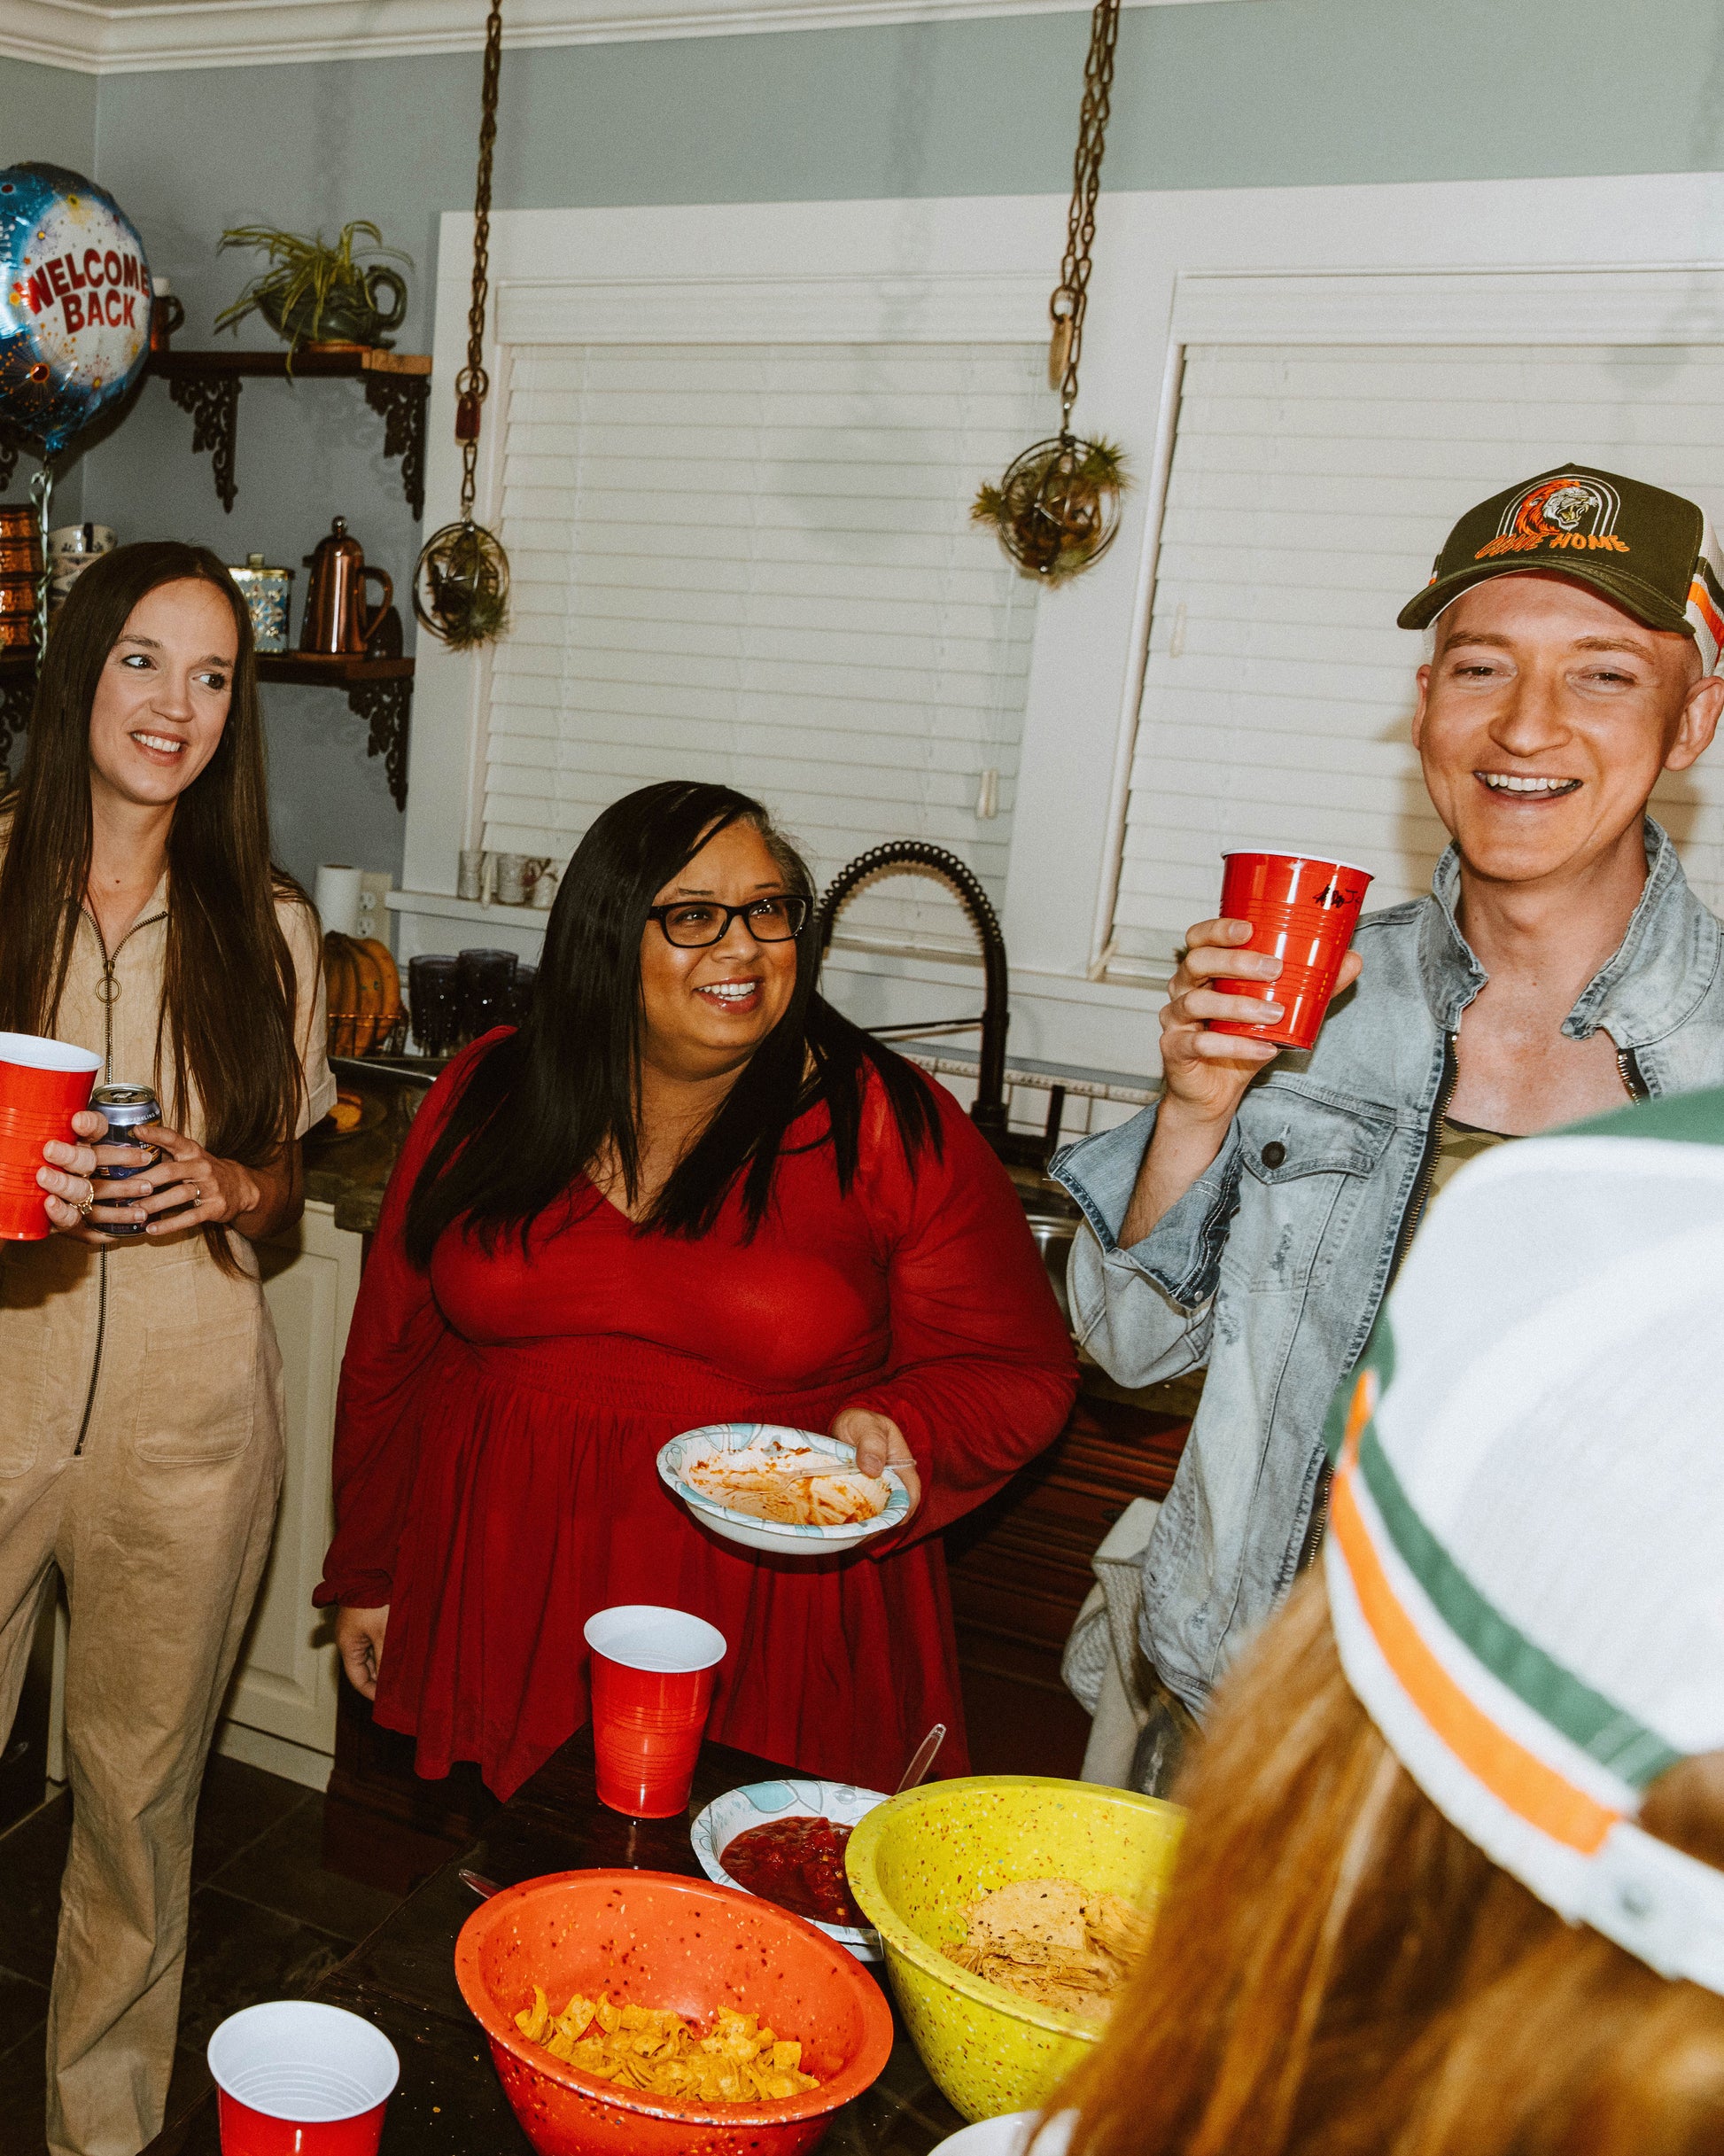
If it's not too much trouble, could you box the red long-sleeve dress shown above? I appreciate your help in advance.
[315,1039,1077,1799]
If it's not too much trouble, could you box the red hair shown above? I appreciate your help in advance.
[1059,1576,1724,2156]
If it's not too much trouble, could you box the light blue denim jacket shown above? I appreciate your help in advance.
[1052,821,1724,1714]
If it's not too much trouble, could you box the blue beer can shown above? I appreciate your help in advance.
[89,1084,161,1236]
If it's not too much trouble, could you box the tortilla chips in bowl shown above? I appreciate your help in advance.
[844,1776,1184,2123]
[454,1867,893,2155]
[657,1424,910,1556]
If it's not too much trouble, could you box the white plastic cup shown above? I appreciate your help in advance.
[207,2001,400,2155]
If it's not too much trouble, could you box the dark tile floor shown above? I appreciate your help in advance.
[0,1757,404,2155]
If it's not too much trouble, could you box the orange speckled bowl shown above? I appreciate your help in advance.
[454,1869,894,2155]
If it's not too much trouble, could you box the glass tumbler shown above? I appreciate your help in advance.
[457,948,518,1043]
[407,955,462,1059]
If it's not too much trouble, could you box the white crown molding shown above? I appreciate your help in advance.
[0,0,1253,76]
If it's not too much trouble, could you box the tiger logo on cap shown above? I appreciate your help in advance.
[1511,479,1602,536]
[1474,474,1625,562]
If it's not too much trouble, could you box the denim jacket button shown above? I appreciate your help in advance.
[1262,1140,1287,1168]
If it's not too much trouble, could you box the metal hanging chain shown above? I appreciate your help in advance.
[1048,0,1122,430]
[454,0,505,520]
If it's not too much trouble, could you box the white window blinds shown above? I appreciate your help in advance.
[1109,342,1724,978]
[484,341,1044,952]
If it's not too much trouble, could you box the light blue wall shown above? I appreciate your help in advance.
[1,59,96,173]
[28,0,1724,883]
[3,61,99,525]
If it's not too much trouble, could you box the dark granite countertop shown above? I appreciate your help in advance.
[142,1727,969,2155]
[302,1058,439,1237]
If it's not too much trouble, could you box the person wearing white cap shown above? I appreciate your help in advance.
[1058,1086,1724,2156]
[1055,465,1724,1792]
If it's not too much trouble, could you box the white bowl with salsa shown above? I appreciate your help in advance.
[691,1777,890,1960]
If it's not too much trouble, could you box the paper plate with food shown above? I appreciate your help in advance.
[657,1423,910,1556]
[691,1777,890,1961]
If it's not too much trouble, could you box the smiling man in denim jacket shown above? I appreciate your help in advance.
[1054,466,1724,1793]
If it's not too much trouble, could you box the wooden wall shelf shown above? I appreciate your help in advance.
[145,346,431,519]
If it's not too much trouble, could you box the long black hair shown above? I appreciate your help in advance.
[402,782,943,1266]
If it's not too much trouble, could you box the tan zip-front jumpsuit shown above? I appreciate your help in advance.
[0,860,332,2156]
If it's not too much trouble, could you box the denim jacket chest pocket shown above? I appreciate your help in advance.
[1223,1090,1396,1295]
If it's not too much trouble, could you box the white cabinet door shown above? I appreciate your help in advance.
[220,1201,363,1778]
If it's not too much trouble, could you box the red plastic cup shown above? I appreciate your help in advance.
[207,2001,400,2155]
[0,1031,102,1242]
[1208,852,1373,1052]
[584,1604,727,1819]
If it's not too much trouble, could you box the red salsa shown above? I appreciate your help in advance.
[723,1815,866,1927]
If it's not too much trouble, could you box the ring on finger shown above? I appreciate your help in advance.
[75,1187,94,1219]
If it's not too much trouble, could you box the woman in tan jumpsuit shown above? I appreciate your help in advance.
[0,542,332,2156]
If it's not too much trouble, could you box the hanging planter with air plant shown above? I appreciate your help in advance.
[412,0,511,653]
[973,0,1130,587]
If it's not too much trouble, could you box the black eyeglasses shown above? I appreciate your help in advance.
[647,895,810,949]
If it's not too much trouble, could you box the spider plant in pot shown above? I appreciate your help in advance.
[215,221,411,363]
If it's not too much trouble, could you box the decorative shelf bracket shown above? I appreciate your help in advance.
[349,673,411,810]
[256,651,414,811]
[0,660,33,774]
[166,371,242,513]
[362,373,430,521]
[151,351,431,519]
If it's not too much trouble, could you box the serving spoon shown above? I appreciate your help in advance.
[894,1722,946,1796]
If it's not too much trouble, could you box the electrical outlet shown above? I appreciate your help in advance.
[356,870,394,948]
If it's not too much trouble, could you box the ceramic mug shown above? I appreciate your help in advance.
[47,525,116,563]
[150,279,185,354]
[494,854,549,907]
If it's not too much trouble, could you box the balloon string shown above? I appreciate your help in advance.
[31,463,52,665]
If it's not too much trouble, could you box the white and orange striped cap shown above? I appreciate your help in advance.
[1323,1089,1724,1991]
[1397,463,1724,673]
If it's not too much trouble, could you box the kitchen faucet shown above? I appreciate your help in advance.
[816,840,1010,1156]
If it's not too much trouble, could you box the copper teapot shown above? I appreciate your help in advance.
[300,518,392,656]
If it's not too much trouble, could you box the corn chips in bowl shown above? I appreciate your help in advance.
[455,1868,895,2154]
[657,1424,911,1556]
[513,1989,821,2104]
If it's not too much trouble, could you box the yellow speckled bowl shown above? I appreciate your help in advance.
[844,1776,1184,2124]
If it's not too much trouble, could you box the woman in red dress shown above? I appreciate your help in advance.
[317,782,1076,1797]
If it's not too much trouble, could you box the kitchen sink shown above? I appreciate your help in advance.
[1012,1171,1081,1327]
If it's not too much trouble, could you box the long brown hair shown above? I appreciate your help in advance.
[0,542,307,1268]
[1060,1576,1724,2156]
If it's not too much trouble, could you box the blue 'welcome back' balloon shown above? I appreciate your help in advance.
[0,163,151,458]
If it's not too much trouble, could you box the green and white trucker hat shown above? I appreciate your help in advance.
[1398,464,1724,673]
[1323,1088,1724,1992]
